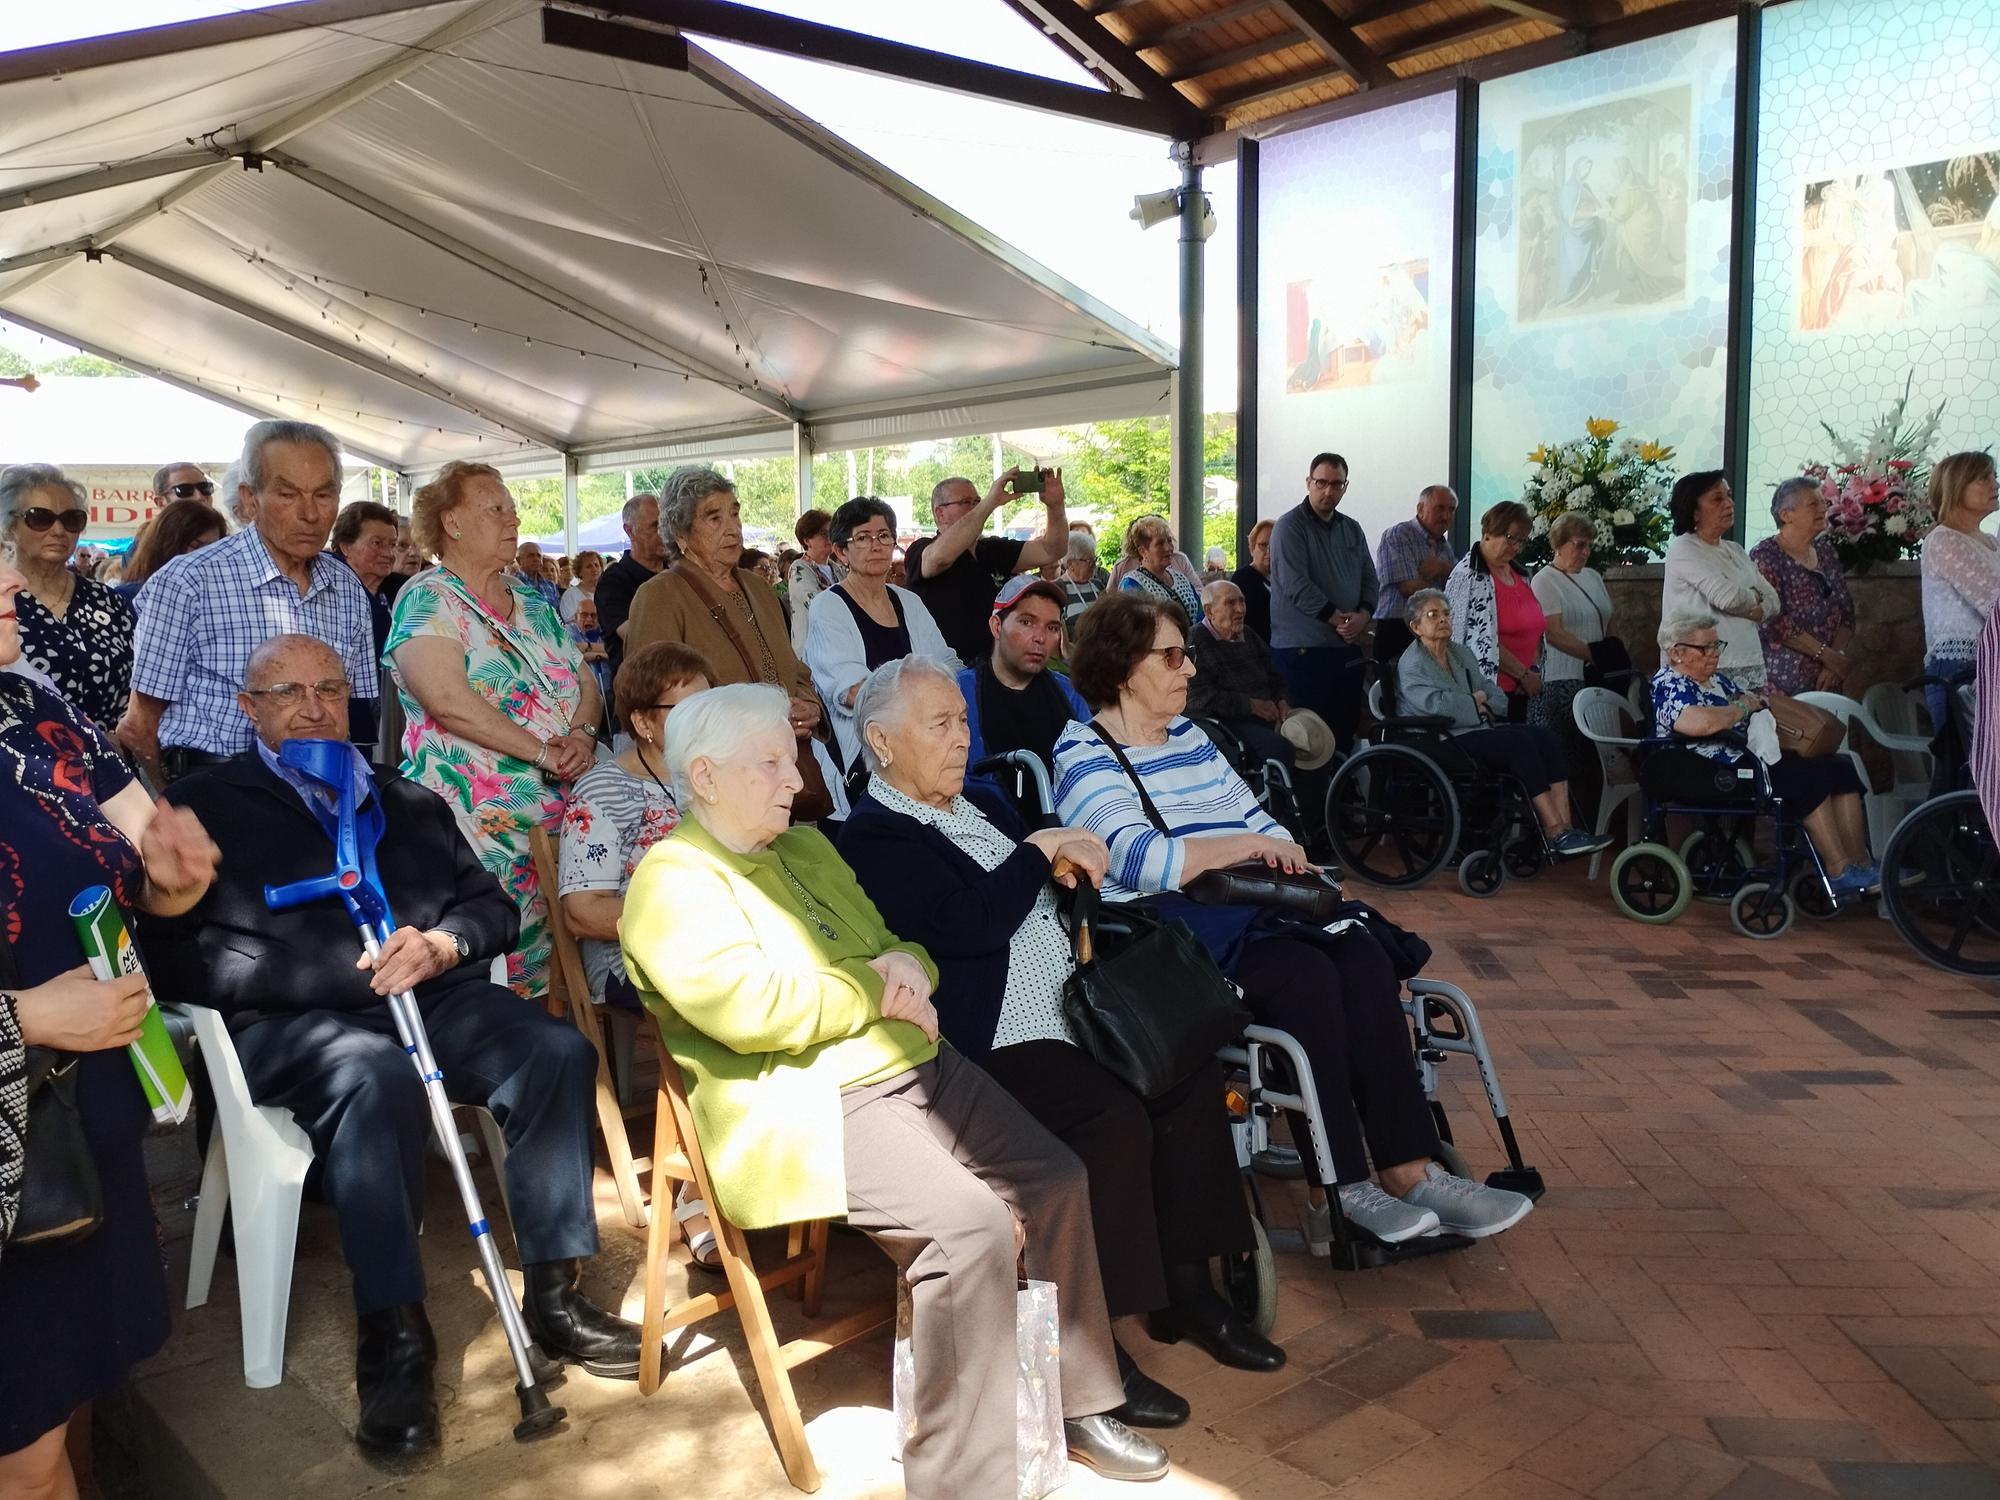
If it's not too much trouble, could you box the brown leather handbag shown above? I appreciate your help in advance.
[1767,695,1844,759]
[673,563,837,821]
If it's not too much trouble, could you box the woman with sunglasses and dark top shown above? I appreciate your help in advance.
[114,498,228,606]
[2,464,136,729]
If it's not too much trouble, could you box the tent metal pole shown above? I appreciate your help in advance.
[1173,144,1205,560]
[793,422,814,518]
[562,452,580,558]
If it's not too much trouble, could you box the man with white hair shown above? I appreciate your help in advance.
[143,633,645,1456]
[117,420,377,783]
[1187,578,1332,776]
[594,492,666,680]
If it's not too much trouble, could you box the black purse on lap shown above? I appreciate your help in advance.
[15,1047,103,1247]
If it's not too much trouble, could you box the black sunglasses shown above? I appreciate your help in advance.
[168,481,215,499]
[20,507,88,534]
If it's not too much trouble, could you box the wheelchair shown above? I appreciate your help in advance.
[1881,676,2000,976]
[1321,661,1554,898]
[973,749,1544,1292]
[1606,734,1839,940]
[1186,714,1318,851]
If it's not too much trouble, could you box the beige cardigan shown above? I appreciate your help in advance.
[625,564,814,698]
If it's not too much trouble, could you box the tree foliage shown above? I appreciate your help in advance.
[1058,415,1239,568]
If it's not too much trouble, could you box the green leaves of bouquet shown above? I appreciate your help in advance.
[1518,417,1676,570]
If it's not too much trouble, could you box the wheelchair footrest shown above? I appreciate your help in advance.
[1330,1226,1473,1271]
[1485,1166,1546,1201]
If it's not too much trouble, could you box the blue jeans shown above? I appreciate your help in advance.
[1275,642,1366,750]
[1925,654,1971,736]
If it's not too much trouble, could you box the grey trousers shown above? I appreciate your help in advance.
[842,1046,1123,1500]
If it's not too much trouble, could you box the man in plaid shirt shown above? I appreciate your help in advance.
[1372,484,1459,662]
[118,420,379,783]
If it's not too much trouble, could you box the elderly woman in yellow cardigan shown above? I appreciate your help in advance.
[620,684,1170,1498]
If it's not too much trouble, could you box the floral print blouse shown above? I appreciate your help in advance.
[1750,536,1854,696]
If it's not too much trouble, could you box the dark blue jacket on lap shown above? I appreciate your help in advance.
[837,784,1057,1065]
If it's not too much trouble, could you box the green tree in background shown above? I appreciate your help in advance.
[1059,415,1238,569]
[37,354,138,378]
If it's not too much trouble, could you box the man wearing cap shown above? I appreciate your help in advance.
[959,574,1087,820]
[1187,579,1338,780]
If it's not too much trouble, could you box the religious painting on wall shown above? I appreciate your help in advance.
[1515,86,1692,323]
[1796,149,2000,332]
[1282,258,1432,394]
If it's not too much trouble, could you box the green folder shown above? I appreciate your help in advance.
[69,885,192,1126]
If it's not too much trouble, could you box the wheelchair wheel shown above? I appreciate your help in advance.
[1502,832,1544,880]
[1325,744,1460,889]
[1881,791,2000,977]
[1434,1139,1473,1181]
[1789,865,1841,921]
[1680,828,1753,902]
[1729,881,1794,939]
[1610,843,1691,923]
[1219,1214,1278,1338]
[1457,848,1505,898]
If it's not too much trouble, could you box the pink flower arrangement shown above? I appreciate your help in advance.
[1797,375,1944,573]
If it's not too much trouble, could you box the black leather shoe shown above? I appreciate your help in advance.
[355,1303,439,1457]
[522,1258,645,1380]
[1112,1341,1190,1429]
[1158,1262,1287,1372]
[1064,1414,1170,1481]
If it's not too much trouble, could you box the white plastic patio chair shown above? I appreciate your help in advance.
[182,959,512,1389]
[1573,686,1645,878]
[1797,690,1912,854]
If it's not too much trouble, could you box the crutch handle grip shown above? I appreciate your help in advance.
[263,872,351,911]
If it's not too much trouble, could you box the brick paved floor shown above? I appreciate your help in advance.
[99,860,2000,1499]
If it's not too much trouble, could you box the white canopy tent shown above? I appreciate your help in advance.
[0,0,1177,545]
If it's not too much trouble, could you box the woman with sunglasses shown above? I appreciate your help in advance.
[1054,592,1534,1254]
[1443,501,1546,723]
[1,464,136,729]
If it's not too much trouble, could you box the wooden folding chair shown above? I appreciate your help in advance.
[527,827,650,1228]
[640,1060,892,1493]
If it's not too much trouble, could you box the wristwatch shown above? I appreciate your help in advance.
[439,929,470,962]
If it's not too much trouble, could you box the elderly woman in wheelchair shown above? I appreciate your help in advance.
[838,655,1286,1431]
[1399,588,1611,861]
[1612,612,1877,935]
[1052,592,1534,1252]
[621,683,1170,1493]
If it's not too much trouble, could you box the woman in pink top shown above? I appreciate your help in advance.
[1443,501,1548,722]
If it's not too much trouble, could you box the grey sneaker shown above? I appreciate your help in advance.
[1398,1163,1534,1238]
[1336,1181,1441,1244]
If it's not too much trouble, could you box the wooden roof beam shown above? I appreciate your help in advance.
[1130,0,1276,51]
[1381,8,1534,63]
[1484,0,1618,28]
[1205,61,1347,115]
[1001,0,1208,132]
[1160,30,1308,84]
[1266,0,1395,87]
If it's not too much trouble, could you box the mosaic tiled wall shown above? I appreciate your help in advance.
[1255,90,1458,540]
[1467,19,1739,521]
[1745,0,2000,547]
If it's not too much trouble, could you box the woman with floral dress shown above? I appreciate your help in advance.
[385,462,601,1000]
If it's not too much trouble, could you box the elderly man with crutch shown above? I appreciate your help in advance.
[141,633,643,1456]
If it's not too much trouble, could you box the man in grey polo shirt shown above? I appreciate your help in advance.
[1268,451,1378,750]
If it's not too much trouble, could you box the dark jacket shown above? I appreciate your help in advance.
[1231,564,1272,643]
[141,751,520,1030]
[837,784,1057,1065]
[1185,618,1288,722]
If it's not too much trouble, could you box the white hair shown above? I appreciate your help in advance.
[1064,530,1097,564]
[1200,577,1242,610]
[239,419,342,496]
[1771,476,1818,523]
[660,682,789,806]
[1408,587,1448,615]
[851,655,959,774]
[217,463,251,527]
[1657,608,1718,653]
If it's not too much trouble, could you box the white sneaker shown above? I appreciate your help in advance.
[1398,1162,1535,1238]
[1336,1181,1441,1244]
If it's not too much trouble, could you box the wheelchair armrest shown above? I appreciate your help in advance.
[1382,712,1457,733]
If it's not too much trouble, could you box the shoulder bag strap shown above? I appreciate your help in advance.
[1086,719,1170,836]
[673,561,766,684]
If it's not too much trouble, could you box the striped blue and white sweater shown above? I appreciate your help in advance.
[1053,716,1284,901]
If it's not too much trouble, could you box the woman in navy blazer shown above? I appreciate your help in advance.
[837,657,1286,1430]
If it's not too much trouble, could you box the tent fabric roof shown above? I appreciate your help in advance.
[0,1,1174,477]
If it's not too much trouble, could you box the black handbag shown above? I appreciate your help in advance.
[1332,900,1432,981]
[1585,636,1634,689]
[1060,881,1251,1100]
[14,1047,103,1247]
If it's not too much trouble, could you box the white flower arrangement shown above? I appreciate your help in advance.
[1518,418,1676,568]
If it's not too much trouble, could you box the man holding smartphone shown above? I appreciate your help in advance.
[907,466,1068,662]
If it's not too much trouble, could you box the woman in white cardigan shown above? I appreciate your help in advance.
[806,496,960,770]
[1920,450,2000,728]
[1660,470,1780,691]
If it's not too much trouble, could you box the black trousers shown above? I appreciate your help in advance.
[1275,643,1366,751]
[232,981,601,1313]
[1456,724,1568,799]
[1233,929,1439,1187]
[981,1043,1253,1317]
[1373,618,1413,664]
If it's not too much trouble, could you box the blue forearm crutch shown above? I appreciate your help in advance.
[262,739,566,1441]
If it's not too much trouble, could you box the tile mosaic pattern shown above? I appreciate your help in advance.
[1468,19,1739,518]
[1746,0,2000,546]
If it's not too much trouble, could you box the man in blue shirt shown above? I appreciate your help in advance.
[1268,451,1379,750]
[959,575,1087,822]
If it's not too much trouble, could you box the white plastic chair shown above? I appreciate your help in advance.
[182,958,512,1389]
[1573,686,1644,879]
[1797,691,1909,853]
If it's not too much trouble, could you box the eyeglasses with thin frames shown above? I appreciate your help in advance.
[843,529,896,547]
[244,679,351,707]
